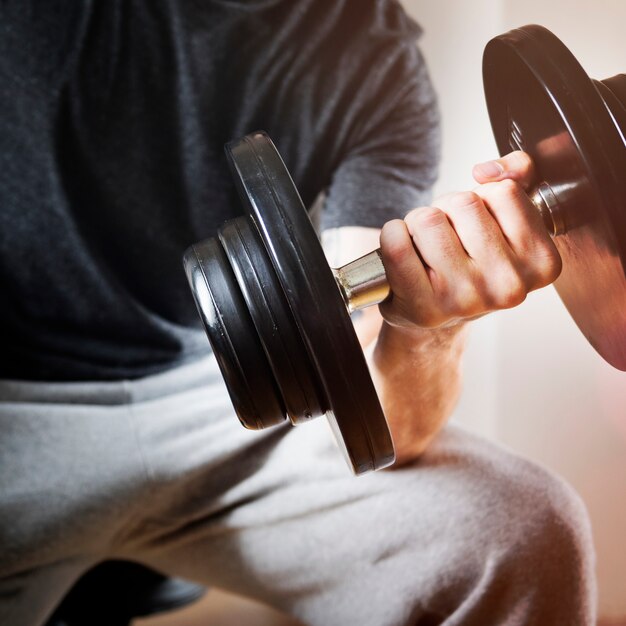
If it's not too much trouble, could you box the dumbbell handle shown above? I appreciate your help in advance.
[333,182,565,313]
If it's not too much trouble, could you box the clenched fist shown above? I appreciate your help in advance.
[378,151,562,330]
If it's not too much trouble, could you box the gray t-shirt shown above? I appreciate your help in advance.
[0,0,440,380]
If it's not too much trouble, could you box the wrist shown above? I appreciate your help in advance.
[366,318,469,466]
[374,318,469,359]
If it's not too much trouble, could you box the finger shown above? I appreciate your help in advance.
[432,190,510,264]
[475,179,562,288]
[378,219,435,327]
[379,219,430,298]
[405,207,487,323]
[472,151,536,190]
[404,206,468,279]
[433,191,531,313]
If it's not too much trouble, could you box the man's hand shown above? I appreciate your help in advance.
[378,151,562,331]
[363,151,562,465]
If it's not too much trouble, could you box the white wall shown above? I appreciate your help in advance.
[401,0,626,619]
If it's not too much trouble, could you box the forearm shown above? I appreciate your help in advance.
[360,313,468,465]
[325,153,557,467]
[324,226,469,465]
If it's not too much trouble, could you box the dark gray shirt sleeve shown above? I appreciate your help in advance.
[321,44,441,231]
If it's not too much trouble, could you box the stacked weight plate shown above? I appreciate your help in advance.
[184,132,395,474]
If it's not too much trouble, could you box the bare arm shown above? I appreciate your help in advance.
[323,152,562,466]
[323,226,467,466]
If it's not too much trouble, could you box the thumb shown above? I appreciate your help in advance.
[472,150,536,190]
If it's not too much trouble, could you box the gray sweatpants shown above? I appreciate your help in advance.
[0,356,596,626]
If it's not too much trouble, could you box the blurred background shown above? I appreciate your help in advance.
[411,0,626,622]
[138,0,626,623]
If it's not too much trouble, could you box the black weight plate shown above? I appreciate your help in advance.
[484,25,626,370]
[226,132,395,474]
[183,238,286,429]
[219,216,325,424]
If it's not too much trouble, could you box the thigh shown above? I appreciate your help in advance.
[0,395,145,577]
[130,417,595,626]
[0,368,218,625]
[0,357,237,576]
[3,359,591,626]
[0,394,147,624]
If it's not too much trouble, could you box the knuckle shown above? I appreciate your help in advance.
[381,218,405,234]
[509,150,533,172]
[514,232,563,289]
[380,218,406,240]
[533,244,563,285]
[459,190,483,207]
[457,283,484,316]
[496,177,522,198]
[475,178,523,209]
[380,221,412,265]
[440,276,483,317]
[444,190,483,211]
[493,271,527,308]
[408,206,447,230]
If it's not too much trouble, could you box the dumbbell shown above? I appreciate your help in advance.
[184,25,626,474]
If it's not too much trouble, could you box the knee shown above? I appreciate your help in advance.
[395,431,596,620]
[494,459,594,583]
[424,428,594,579]
[451,441,596,620]
[475,456,596,622]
